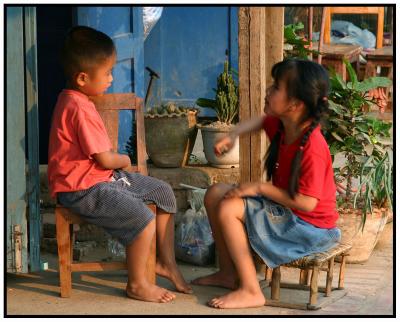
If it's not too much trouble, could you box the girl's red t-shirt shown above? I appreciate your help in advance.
[263,115,338,228]
[48,89,113,198]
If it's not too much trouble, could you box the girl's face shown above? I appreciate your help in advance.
[264,79,294,117]
[78,53,116,96]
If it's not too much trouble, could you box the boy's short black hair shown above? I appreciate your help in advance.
[60,26,116,80]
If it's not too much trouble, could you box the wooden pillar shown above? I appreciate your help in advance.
[238,7,284,184]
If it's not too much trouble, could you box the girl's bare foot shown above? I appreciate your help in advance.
[207,287,265,309]
[156,261,193,294]
[126,282,176,303]
[191,271,238,290]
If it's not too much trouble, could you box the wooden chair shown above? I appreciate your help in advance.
[257,242,352,310]
[55,93,156,298]
[324,7,385,49]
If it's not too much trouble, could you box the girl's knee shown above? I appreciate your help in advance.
[204,183,233,209]
[217,198,245,222]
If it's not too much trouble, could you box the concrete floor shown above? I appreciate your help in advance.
[6,222,393,316]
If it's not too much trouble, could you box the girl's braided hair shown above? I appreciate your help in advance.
[265,59,330,199]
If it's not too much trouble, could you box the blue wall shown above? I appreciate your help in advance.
[144,6,238,117]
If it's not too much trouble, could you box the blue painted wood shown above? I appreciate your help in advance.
[6,7,28,273]
[144,6,239,117]
[24,7,41,272]
[77,7,144,153]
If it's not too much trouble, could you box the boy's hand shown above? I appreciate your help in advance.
[214,133,236,156]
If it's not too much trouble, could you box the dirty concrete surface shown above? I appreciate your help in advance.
[6,222,393,316]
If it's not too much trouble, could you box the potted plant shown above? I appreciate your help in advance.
[136,102,198,168]
[324,60,393,263]
[196,59,239,168]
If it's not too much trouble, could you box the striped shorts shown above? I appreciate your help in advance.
[57,170,176,246]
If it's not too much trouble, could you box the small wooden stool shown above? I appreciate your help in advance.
[313,43,362,82]
[259,242,352,310]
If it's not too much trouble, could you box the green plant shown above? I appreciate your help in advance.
[324,60,392,227]
[283,22,319,59]
[145,102,198,117]
[196,60,239,125]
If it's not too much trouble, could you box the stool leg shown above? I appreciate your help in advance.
[271,267,281,301]
[265,267,273,283]
[56,209,72,298]
[338,255,347,289]
[309,266,320,307]
[299,269,310,285]
[325,258,334,297]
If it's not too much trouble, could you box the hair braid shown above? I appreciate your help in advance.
[265,121,283,181]
[287,98,327,198]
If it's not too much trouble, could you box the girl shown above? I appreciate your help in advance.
[192,59,341,309]
[48,26,192,303]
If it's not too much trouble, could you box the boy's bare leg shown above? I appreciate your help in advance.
[191,183,239,289]
[207,197,265,309]
[155,209,193,294]
[126,219,176,303]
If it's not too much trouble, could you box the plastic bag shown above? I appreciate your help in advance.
[175,188,215,265]
[143,7,163,40]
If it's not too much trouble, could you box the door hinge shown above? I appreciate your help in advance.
[13,225,23,272]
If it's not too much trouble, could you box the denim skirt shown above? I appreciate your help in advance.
[244,196,341,268]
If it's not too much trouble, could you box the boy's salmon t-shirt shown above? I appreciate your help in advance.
[263,115,338,229]
[48,89,113,198]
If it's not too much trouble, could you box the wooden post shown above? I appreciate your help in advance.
[238,7,251,183]
[238,7,284,184]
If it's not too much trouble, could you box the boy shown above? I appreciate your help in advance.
[48,26,191,302]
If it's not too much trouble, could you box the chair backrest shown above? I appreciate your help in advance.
[89,93,147,175]
[323,7,385,48]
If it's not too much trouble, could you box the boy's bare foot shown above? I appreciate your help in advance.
[126,282,176,303]
[191,271,238,290]
[156,261,193,294]
[207,288,265,309]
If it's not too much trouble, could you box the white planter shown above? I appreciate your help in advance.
[198,124,239,169]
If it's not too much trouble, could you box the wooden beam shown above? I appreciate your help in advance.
[249,7,266,182]
[238,7,251,183]
[238,7,284,183]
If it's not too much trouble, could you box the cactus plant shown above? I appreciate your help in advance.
[196,60,239,125]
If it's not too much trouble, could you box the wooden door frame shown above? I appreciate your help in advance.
[238,7,284,183]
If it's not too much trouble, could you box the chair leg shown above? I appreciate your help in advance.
[325,257,334,297]
[56,209,72,298]
[309,266,320,307]
[271,267,281,301]
[338,254,347,289]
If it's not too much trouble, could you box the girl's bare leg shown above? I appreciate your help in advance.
[126,219,176,303]
[191,183,239,289]
[155,209,193,294]
[208,197,265,309]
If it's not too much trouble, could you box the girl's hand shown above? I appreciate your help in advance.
[224,183,260,199]
[214,133,236,156]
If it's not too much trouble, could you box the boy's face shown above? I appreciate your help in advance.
[76,53,116,96]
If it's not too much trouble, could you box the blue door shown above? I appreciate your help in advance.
[77,7,144,153]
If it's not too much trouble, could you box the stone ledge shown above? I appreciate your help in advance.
[40,164,240,212]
